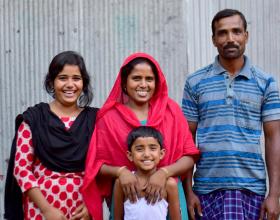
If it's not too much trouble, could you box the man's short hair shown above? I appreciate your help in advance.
[211,9,247,36]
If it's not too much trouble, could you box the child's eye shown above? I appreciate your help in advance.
[150,146,158,151]
[135,147,143,152]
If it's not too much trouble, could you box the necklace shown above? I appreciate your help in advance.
[135,174,148,190]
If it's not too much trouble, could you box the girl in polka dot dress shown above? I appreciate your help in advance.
[5,51,98,220]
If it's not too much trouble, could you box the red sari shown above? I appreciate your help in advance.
[82,53,199,220]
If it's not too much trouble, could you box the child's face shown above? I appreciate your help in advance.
[127,136,165,172]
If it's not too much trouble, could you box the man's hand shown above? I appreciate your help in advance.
[186,190,202,220]
[259,195,280,220]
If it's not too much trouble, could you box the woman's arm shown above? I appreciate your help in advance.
[14,122,66,220]
[99,164,140,203]
[145,155,195,204]
[27,188,66,220]
[166,177,181,220]
[113,179,125,220]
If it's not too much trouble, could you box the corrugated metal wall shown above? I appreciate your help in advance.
[0,0,279,218]
[187,0,280,81]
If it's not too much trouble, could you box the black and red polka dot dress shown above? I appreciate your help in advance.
[14,117,84,220]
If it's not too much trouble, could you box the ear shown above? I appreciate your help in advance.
[245,31,249,43]
[160,149,165,160]
[212,35,217,47]
[127,151,133,161]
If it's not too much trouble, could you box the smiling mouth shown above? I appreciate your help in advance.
[63,91,76,97]
[136,90,149,97]
[142,160,154,165]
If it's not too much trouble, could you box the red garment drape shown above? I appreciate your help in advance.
[82,53,199,220]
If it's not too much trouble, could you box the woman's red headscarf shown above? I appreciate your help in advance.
[82,52,199,220]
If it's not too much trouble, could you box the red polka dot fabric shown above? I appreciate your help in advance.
[13,117,85,219]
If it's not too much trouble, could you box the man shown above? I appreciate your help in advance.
[182,9,280,220]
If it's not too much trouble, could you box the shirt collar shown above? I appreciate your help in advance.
[212,55,252,79]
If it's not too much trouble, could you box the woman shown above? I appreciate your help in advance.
[5,51,98,220]
[82,52,200,220]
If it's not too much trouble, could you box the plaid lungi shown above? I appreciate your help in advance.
[197,190,265,220]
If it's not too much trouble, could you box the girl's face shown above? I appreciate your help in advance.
[53,64,83,107]
[127,136,165,173]
[125,62,156,107]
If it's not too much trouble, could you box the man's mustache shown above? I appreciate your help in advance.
[223,44,239,50]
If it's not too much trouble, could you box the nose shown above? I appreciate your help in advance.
[227,32,234,42]
[65,79,74,88]
[143,148,150,157]
[139,79,147,87]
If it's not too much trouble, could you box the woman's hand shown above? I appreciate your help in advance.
[70,203,91,220]
[145,168,167,204]
[42,206,67,220]
[26,187,67,220]
[118,168,139,203]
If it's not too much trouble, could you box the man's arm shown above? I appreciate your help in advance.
[184,122,197,197]
[260,120,280,219]
[184,122,203,220]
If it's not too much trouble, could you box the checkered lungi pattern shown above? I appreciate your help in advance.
[197,190,265,220]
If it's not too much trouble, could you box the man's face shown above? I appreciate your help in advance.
[212,15,248,60]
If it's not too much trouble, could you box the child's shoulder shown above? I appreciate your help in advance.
[114,178,122,191]
[166,177,178,191]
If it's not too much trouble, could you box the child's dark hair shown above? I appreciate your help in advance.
[127,126,164,151]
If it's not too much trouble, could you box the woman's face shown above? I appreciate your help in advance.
[53,64,83,107]
[126,62,156,107]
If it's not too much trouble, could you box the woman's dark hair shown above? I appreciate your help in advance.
[44,51,93,107]
[211,9,247,36]
[120,57,159,94]
[127,126,164,151]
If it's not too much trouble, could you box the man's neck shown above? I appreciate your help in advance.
[218,55,245,77]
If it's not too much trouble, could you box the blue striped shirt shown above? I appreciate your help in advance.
[182,56,280,195]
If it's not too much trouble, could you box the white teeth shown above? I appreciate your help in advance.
[143,160,153,164]
[136,91,148,96]
[64,91,75,94]
[63,91,75,97]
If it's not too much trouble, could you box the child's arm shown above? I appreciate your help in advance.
[166,177,181,220]
[113,178,125,220]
